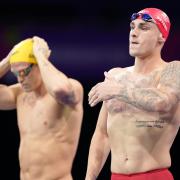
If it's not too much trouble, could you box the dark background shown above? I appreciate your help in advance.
[0,0,180,179]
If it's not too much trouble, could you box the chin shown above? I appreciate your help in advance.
[129,49,144,57]
[23,89,32,92]
[129,50,137,57]
[22,86,33,92]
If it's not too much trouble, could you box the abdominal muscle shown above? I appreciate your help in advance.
[107,110,175,174]
[110,142,171,174]
[19,133,74,180]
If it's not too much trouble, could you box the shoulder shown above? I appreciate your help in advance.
[69,78,83,90]
[68,79,83,105]
[69,78,83,95]
[108,66,134,76]
[164,60,180,68]
[161,60,180,76]
[169,60,180,64]
[107,67,122,74]
[9,83,23,96]
[159,61,180,96]
[107,66,133,76]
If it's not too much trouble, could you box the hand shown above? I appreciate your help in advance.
[0,49,15,77]
[33,36,51,58]
[88,71,119,107]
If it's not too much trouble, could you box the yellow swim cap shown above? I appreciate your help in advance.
[9,39,37,64]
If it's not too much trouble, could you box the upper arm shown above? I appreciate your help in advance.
[69,78,84,105]
[158,61,180,96]
[91,103,110,160]
[157,61,180,108]
[95,102,108,136]
[0,83,21,110]
[86,103,110,178]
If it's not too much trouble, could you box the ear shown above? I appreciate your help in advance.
[158,33,165,44]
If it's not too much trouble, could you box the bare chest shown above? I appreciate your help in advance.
[105,70,161,114]
[16,94,62,135]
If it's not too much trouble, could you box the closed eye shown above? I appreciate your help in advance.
[139,22,152,30]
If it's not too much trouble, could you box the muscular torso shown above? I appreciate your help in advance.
[16,92,83,180]
[105,67,180,174]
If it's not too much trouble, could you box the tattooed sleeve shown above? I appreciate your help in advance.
[117,61,180,112]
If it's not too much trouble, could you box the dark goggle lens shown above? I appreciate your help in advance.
[24,64,33,76]
[12,71,19,77]
[131,13,139,21]
[12,64,34,77]
[141,14,152,21]
[131,13,152,22]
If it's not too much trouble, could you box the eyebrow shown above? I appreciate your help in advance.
[130,21,153,27]
[140,22,151,26]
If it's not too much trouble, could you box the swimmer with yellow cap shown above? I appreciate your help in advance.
[9,38,37,64]
[0,35,84,180]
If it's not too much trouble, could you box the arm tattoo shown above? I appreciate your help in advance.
[159,61,180,92]
[117,61,180,112]
[119,87,169,112]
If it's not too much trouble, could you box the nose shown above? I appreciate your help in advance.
[130,27,139,38]
[17,71,25,83]
[18,76,25,83]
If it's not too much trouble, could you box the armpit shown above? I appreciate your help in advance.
[57,90,77,106]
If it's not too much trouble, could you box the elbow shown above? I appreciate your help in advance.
[154,99,172,112]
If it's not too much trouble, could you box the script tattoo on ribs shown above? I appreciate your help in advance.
[135,119,167,128]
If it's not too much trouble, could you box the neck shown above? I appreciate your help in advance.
[31,82,46,98]
[133,53,166,74]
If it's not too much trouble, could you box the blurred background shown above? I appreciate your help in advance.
[0,0,180,179]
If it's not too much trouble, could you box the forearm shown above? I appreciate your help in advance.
[36,53,73,97]
[117,85,176,112]
[86,132,110,180]
[0,57,10,78]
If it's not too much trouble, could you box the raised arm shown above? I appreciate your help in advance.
[85,103,110,180]
[33,36,83,106]
[0,53,20,110]
[114,61,180,112]
[0,51,11,78]
[89,62,180,113]
[0,84,21,110]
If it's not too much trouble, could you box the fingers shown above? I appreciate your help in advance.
[88,81,114,107]
[33,37,50,58]
[33,36,49,49]
[89,93,100,107]
[88,83,101,99]
[88,83,102,107]
[88,84,97,106]
[88,86,96,103]
[33,36,44,42]
[32,36,42,45]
